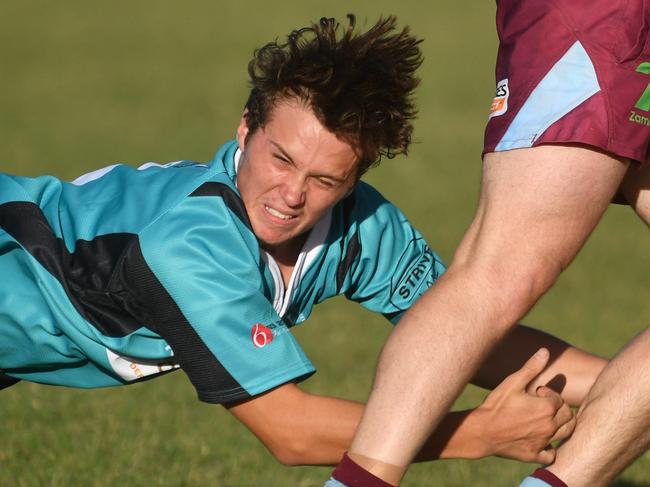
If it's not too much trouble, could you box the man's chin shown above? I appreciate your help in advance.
[257,236,290,252]
[257,232,309,260]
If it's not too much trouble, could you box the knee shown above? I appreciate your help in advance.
[456,251,564,327]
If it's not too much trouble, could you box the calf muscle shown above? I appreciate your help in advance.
[620,162,650,226]
[549,327,650,487]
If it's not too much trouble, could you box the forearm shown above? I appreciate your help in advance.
[276,398,534,464]
[286,395,558,465]
[228,385,362,465]
[290,393,363,465]
[414,409,487,461]
[293,400,495,464]
[229,383,530,466]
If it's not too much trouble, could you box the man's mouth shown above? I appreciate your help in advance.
[264,205,296,221]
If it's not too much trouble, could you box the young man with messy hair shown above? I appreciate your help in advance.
[0,16,603,468]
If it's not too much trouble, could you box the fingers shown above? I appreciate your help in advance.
[535,445,556,465]
[532,416,574,464]
[507,348,550,390]
[535,385,564,411]
[536,446,557,465]
[533,385,578,455]
[550,409,577,444]
[536,385,575,440]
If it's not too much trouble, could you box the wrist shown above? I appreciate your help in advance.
[461,407,494,460]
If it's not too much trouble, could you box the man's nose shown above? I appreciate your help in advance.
[281,174,307,207]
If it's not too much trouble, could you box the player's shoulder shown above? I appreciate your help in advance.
[135,140,241,215]
[140,141,256,251]
[351,179,389,205]
[177,141,251,230]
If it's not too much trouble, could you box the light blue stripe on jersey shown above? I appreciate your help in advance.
[519,477,551,487]
[324,478,348,487]
[495,41,600,151]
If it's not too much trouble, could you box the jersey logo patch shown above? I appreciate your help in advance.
[251,323,274,348]
[389,240,437,312]
[489,78,509,118]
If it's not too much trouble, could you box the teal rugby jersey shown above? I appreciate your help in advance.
[0,140,445,403]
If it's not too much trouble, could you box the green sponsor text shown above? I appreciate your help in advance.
[634,62,650,111]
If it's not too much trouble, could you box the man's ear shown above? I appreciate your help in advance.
[236,111,250,151]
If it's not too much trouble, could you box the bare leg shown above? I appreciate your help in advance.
[547,327,650,486]
[543,162,650,486]
[348,145,629,482]
[619,162,650,226]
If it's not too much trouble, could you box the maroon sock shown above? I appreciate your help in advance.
[330,453,397,487]
[531,468,568,487]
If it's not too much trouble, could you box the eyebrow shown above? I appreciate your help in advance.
[269,140,348,183]
[269,141,295,165]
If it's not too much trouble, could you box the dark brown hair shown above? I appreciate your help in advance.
[245,14,423,175]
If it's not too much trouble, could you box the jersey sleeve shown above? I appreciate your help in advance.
[341,183,447,324]
[133,184,315,403]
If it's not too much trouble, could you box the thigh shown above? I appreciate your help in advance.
[461,145,629,281]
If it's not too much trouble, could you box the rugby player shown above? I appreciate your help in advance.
[1,15,605,471]
[329,2,650,487]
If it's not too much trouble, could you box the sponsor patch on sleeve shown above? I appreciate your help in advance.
[250,320,291,349]
[389,240,439,311]
[489,78,509,118]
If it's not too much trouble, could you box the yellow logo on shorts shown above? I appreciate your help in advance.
[489,78,509,119]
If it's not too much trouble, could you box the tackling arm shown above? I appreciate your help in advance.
[226,346,578,467]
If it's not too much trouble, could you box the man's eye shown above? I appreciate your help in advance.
[273,154,290,164]
[316,178,335,188]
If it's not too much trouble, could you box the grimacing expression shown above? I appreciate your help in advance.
[236,98,359,259]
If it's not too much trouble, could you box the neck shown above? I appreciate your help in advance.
[263,233,308,287]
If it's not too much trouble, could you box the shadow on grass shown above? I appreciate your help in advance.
[612,481,650,487]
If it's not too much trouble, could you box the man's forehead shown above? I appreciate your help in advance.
[262,101,360,166]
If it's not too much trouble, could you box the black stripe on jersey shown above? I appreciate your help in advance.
[336,193,361,292]
[382,310,402,322]
[337,231,360,291]
[120,241,251,404]
[0,201,141,337]
[0,201,250,403]
[190,182,252,228]
[0,370,20,391]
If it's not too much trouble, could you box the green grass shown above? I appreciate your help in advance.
[1,2,649,486]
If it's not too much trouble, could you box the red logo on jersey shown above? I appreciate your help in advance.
[251,323,274,348]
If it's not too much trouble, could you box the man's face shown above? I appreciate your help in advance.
[236,98,359,259]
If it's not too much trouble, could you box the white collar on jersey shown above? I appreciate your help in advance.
[233,148,333,317]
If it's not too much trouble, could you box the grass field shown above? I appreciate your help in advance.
[1,2,649,486]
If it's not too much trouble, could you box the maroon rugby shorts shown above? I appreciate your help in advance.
[484,0,650,166]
